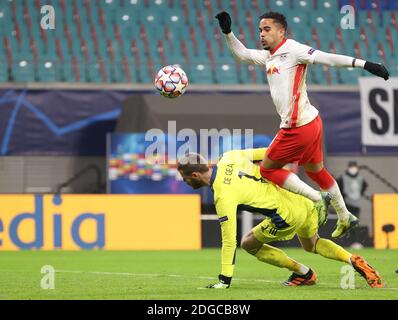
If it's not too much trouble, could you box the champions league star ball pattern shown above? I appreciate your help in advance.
[154,65,188,98]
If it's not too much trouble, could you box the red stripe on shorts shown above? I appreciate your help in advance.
[291,64,306,128]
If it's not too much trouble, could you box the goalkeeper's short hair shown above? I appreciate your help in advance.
[177,153,209,176]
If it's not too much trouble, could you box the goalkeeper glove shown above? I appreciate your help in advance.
[206,274,232,289]
[364,61,389,80]
[215,11,232,34]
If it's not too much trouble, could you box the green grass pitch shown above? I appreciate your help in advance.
[1,248,397,300]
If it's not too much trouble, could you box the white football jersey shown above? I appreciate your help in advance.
[226,34,320,128]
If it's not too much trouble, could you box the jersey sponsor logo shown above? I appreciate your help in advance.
[267,63,280,75]
[280,54,287,61]
[307,48,316,55]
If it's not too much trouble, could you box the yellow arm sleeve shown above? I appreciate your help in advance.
[215,197,238,277]
[244,148,268,161]
[224,148,267,162]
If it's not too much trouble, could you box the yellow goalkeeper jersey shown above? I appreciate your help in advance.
[211,148,313,277]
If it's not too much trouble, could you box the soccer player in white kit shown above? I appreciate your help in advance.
[215,11,389,238]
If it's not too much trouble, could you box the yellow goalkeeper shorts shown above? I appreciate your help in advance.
[252,205,318,243]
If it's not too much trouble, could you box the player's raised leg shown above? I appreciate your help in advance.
[302,116,358,238]
[304,162,359,238]
[259,118,331,219]
[260,155,322,201]
[241,231,316,286]
[260,155,331,221]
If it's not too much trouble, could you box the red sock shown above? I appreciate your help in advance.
[260,166,290,187]
[305,168,335,190]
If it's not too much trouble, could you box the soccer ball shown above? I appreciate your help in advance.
[154,65,188,98]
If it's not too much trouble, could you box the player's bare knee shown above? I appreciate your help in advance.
[240,233,261,254]
[240,236,251,252]
[299,235,318,253]
[304,244,316,253]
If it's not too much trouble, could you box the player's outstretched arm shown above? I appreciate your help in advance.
[204,199,238,288]
[215,11,232,34]
[215,11,267,65]
[363,61,389,80]
[313,51,389,80]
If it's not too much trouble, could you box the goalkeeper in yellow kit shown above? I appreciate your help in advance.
[177,148,383,289]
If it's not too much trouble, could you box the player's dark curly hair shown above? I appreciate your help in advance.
[259,12,288,31]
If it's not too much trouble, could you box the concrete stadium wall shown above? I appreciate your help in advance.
[0,156,105,194]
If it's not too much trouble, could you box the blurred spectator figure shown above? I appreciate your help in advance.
[337,161,368,249]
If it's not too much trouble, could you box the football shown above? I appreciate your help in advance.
[154,65,188,98]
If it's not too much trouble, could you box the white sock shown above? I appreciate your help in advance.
[347,255,353,265]
[283,173,322,202]
[297,264,310,275]
[323,182,350,221]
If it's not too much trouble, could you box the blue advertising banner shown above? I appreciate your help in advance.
[0,89,125,155]
[107,133,272,202]
[1,88,397,156]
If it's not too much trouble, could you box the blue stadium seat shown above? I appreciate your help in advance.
[291,0,312,11]
[37,60,59,82]
[76,62,88,83]
[306,65,317,84]
[61,61,75,82]
[309,11,337,32]
[214,62,239,84]
[136,58,160,84]
[285,11,310,40]
[0,0,395,84]
[269,0,288,12]
[313,0,339,12]
[390,64,398,77]
[12,60,36,82]
[87,63,103,83]
[312,65,328,85]
[0,53,7,82]
[328,67,339,85]
[112,60,137,83]
[146,0,170,11]
[111,63,122,83]
[338,68,360,84]
[189,60,214,84]
[238,63,266,84]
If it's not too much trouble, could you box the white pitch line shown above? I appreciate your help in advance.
[55,269,398,291]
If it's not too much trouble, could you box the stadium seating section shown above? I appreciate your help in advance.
[0,0,397,84]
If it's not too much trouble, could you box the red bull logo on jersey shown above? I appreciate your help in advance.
[267,64,280,75]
